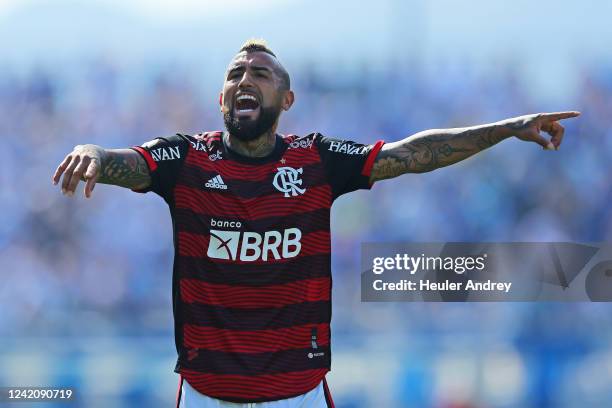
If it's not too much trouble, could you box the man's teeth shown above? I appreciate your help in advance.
[237,94,257,102]
[236,94,258,113]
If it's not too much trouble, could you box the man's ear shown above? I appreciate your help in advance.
[219,92,223,110]
[282,90,295,111]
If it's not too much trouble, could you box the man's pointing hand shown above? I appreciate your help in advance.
[501,111,581,150]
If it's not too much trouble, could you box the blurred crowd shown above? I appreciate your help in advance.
[0,57,611,407]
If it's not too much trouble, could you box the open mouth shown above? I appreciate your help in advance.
[234,93,260,114]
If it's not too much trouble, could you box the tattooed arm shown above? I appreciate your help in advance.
[52,145,151,198]
[370,111,580,182]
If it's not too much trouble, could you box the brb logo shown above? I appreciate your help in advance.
[273,167,306,198]
[207,220,302,262]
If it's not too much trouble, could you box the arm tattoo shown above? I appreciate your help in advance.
[370,122,521,181]
[98,149,151,189]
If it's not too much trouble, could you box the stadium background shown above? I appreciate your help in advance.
[1,0,612,406]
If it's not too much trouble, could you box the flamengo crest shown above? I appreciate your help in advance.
[273,167,306,197]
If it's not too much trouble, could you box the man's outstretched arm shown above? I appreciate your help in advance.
[52,144,151,198]
[369,111,580,182]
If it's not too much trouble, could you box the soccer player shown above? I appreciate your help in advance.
[52,40,580,407]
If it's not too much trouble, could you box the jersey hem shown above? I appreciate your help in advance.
[178,368,330,404]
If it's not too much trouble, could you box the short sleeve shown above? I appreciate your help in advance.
[131,134,190,202]
[315,134,384,200]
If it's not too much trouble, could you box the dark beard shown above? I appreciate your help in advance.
[223,105,280,142]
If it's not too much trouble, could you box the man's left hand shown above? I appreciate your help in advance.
[500,111,581,150]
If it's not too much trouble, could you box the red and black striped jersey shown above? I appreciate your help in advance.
[132,131,384,403]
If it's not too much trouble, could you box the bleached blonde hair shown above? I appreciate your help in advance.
[237,39,290,90]
[239,38,277,57]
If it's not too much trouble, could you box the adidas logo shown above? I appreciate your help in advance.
[205,175,228,190]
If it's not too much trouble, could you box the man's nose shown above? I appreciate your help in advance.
[237,71,254,88]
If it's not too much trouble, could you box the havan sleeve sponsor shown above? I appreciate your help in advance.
[315,134,385,200]
[131,134,191,201]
